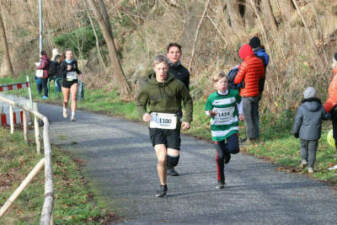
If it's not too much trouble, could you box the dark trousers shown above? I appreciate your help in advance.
[300,139,318,168]
[242,96,260,139]
[214,134,239,183]
[332,107,337,150]
[35,77,48,97]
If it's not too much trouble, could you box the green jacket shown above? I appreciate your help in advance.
[136,73,193,123]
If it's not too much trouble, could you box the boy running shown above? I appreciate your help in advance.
[205,72,244,189]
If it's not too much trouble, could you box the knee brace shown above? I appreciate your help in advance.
[167,155,180,168]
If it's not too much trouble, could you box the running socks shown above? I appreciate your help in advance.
[71,112,76,121]
[63,107,68,118]
[167,155,180,168]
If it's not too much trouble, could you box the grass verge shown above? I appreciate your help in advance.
[1,74,337,188]
[0,127,117,224]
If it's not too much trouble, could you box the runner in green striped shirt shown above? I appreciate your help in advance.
[205,72,244,189]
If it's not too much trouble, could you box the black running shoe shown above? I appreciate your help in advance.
[155,185,167,198]
[216,181,225,189]
[167,167,179,176]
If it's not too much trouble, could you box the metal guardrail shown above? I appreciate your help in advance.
[0,95,54,225]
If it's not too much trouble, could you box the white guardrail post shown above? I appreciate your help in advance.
[0,95,54,224]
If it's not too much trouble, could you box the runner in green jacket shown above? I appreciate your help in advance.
[136,55,193,197]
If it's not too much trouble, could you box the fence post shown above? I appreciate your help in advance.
[23,110,28,143]
[0,158,45,218]
[33,103,41,154]
[40,119,54,225]
[9,104,14,134]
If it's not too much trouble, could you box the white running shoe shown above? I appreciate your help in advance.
[328,164,337,171]
[308,167,314,174]
[299,160,308,169]
[63,108,68,118]
[71,113,76,122]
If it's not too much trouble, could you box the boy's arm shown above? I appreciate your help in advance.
[136,88,149,119]
[181,85,193,123]
[322,106,331,120]
[205,95,215,117]
[292,107,303,137]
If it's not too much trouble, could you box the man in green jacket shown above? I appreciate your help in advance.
[136,55,193,197]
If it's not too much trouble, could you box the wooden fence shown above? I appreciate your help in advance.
[0,95,54,225]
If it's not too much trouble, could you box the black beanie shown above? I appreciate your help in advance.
[249,36,261,49]
[334,52,337,61]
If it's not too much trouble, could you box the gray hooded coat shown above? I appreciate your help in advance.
[292,98,328,140]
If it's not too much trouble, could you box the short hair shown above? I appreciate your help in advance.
[167,43,182,53]
[153,55,169,67]
[40,51,47,56]
[212,72,227,83]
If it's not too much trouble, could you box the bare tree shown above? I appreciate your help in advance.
[0,4,14,77]
[86,0,131,96]
[278,0,295,20]
[260,0,278,30]
[225,0,245,31]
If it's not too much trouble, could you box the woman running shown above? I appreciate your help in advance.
[136,55,193,197]
[60,49,83,121]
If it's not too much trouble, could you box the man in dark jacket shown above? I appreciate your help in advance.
[292,87,328,173]
[165,43,190,176]
[166,43,190,90]
[249,36,269,94]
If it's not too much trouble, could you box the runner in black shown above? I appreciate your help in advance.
[60,49,83,121]
[136,55,193,197]
[165,43,190,176]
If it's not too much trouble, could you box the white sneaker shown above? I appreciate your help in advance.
[71,113,76,122]
[328,164,337,171]
[63,108,68,118]
[308,167,314,174]
[299,160,308,169]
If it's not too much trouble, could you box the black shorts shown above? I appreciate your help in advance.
[62,79,78,88]
[149,123,181,150]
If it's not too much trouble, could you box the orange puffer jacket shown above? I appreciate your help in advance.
[234,44,265,97]
[324,68,337,112]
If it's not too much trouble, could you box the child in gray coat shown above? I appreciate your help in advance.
[292,87,328,173]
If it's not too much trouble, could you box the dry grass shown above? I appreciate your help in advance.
[0,0,337,116]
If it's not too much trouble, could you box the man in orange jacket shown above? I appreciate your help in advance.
[325,53,337,143]
[234,44,265,141]
[325,52,337,171]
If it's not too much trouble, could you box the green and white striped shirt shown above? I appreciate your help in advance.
[205,89,242,141]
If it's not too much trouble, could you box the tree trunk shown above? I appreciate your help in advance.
[260,0,278,30]
[278,0,295,19]
[86,0,131,96]
[225,0,245,31]
[0,7,14,77]
[244,2,256,31]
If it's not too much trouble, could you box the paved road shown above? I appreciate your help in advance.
[39,103,337,225]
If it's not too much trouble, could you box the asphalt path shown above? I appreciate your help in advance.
[38,103,337,225]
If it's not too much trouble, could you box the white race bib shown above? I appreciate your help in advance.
[66,71,77,81]
[213,107,235,125]
[35,69,43,78]
[150,112,177,130]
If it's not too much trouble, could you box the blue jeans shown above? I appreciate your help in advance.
[35,77,48,97]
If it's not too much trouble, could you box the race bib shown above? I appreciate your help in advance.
[213,107,235,125]
[150,112,177,130]
[66,71,77,81]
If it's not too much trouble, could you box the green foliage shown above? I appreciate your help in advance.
[53,26,104,58]
[0,128,113,224]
